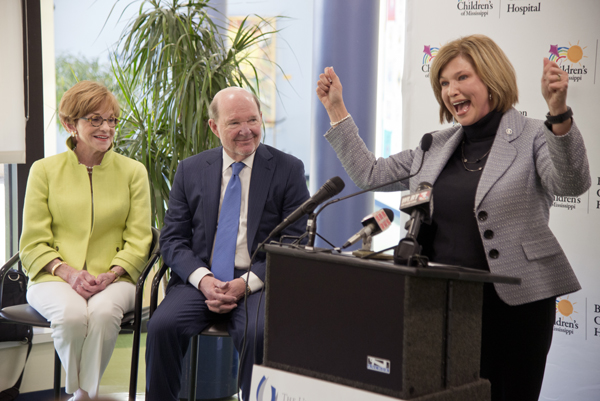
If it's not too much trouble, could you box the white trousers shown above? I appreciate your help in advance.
[27,281,135,398]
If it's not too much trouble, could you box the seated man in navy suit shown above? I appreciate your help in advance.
[145,87,310,401]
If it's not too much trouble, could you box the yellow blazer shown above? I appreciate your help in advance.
[20,140,152,286]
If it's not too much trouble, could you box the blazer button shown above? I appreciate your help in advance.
[116,247,120,252]
[477,211,488,221]
[489,249,499,259]
[484,230,494,239]
[56,246,59,251]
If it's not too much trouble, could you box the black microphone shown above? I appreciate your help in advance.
[342,208,394,249]
[311,133,434,217]
[394,182,433,266]
[420,133,433,153]
[269,176,345,238]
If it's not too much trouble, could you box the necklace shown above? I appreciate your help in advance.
[73,147,96,174]
[77,162,94,174]
[460,140,491,172]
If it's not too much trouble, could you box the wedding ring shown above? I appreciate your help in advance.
[557,74,562,81]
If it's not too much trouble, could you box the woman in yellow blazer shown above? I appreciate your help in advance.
[19,81,152,401]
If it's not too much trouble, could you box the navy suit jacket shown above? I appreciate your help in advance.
[160,143,310,286]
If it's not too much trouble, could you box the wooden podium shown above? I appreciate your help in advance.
[263,244,520,401]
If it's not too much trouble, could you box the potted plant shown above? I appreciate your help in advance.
[112,0,277,228]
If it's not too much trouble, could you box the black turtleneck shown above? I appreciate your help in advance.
[417,110,503,270]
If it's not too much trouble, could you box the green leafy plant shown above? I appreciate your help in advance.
[111,0,278,228]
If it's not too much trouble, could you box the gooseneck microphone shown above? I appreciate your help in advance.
[268,176,345,238]
[312,133,434,217]
[342,208,394,249]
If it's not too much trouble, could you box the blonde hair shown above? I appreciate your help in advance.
[430,34,518,124]
[58,81,120,127]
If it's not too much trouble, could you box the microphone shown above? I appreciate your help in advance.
[312,133,434,217]
[420,133,433,152]
[399,182,433,224]
[269,176,345,238]
[342,208,394,249]
[394,182,433,266]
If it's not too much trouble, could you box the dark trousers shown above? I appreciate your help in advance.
[480,284,556,401]
[145,275,264,401]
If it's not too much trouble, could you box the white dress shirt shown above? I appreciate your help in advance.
[187,150,263,292]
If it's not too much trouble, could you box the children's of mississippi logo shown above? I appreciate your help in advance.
[555,296,579,335]
[456,0,494,17]
[548,41,588,81]
[421,45,439,76]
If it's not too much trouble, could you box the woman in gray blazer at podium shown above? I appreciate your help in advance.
[316,34,590,401]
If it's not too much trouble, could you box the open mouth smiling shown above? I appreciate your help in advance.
[453,100,471,114]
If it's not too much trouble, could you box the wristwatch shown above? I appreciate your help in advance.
[544,106,573,129]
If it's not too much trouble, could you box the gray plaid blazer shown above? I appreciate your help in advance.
[325,108,590,305]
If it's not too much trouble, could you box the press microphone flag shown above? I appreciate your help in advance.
[400,184,433,221]
[342,208,394,249]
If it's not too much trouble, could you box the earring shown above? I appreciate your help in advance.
[488,93,492,101]
[71,131,77,138]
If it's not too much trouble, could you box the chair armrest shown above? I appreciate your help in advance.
[0,253,20,278]
[0,253,21,308]
[132,227,161,329]
[149,262,170,318]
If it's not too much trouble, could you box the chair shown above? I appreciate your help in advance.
[149,262,237,401]
[0,227,160,401]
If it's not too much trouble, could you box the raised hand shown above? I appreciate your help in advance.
[541,58,571,136]
[541,58,568,116]
[316,66,349,123]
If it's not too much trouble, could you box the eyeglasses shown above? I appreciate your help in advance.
[80,116,119,128]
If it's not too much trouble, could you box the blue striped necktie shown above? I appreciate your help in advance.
[212,162,245,282]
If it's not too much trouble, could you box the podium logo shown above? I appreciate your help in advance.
[548,41,588,82]
[367,356,391,374]
[554,296,580,336]
[421,45,439,77]
[256,375,277,401]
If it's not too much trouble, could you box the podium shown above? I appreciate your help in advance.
[263,244,520,401]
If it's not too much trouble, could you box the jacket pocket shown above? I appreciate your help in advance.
[522,235,562,261]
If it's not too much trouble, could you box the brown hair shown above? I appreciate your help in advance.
[58,81,120,127]
[430,34,518,124]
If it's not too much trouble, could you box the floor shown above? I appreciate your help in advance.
[98,333,238,401]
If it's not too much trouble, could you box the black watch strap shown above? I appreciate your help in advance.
[545,106,573,127]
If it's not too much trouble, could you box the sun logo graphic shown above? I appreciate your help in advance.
[256,375,277,401]
[548,41,588,80]
[557,297,577,319]
[421,45,439,75]
[554,296,580,335]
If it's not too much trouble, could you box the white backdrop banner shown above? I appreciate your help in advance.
[0,0,26,164]
[401,1,600,400]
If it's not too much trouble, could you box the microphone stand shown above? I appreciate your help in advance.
[394,209,429,267]
[306,213,317,249]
